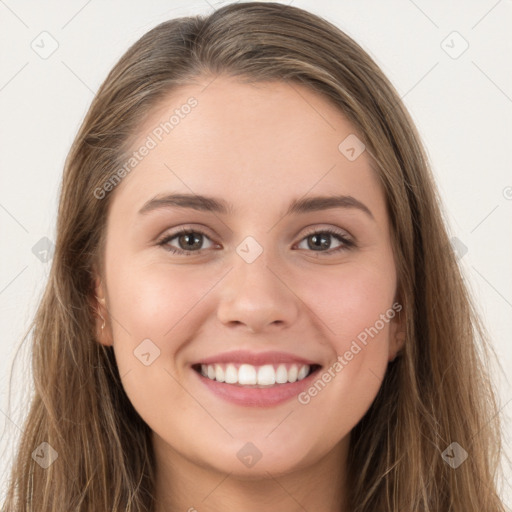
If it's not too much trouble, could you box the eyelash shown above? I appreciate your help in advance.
[156,226,355,256]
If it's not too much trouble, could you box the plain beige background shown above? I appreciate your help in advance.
[1,0,511,506]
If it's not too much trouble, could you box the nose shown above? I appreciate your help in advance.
[216,251,300,334]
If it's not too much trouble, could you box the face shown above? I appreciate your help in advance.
[94,75,404,479]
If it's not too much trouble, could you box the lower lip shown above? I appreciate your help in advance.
[192,367,321,407]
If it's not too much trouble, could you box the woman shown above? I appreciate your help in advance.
[2,2,507,511]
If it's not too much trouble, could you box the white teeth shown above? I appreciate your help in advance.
[297,365,309,380]
[275,364,288,384]
[225,364,238,384]
[257,364,276,386]
[238,364,257,385]
[215,364,225,382]
[198,363,312,386]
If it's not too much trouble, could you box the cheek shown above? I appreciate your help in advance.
[104,261,210,429]
[299,258,397,347]
[293,261,397,429]
[107,259,217,343]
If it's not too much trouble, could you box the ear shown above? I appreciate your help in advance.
[91,270,113,347]
[388,299,406,362]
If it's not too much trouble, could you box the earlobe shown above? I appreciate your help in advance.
[389,300,406,361]
[390,330,406,361]
[92,274,113,347]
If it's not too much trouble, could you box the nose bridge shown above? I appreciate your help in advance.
[216,237,299,332]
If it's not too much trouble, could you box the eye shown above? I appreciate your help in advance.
[295,227,355,254]
[157,227,217,255]
[157,226,355,256]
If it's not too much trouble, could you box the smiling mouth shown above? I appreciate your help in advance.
[191,363,322,388]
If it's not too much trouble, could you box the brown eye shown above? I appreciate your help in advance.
[158,228,216,255]
[296,228,354,254]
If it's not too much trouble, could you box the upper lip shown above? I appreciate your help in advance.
[192,350,321,367]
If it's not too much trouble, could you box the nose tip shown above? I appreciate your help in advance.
[216,258,299,333]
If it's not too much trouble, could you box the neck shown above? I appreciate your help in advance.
[152,433,350,512]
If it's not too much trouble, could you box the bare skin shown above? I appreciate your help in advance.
[94,75,405,512]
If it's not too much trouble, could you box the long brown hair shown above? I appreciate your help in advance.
[2,3,507,510]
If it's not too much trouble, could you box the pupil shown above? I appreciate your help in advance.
[180,233,202,250]
[310,233,330,251]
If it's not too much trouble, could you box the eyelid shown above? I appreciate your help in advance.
[157,223,353,242]
[299,224,352,241]
[156,223,218,242]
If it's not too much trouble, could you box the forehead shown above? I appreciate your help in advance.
[112,75,385,221]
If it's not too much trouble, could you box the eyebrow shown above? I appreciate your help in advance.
[138,193,374,220]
